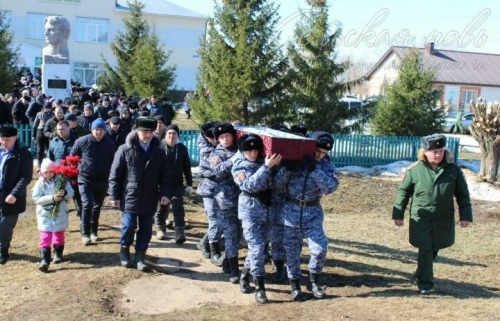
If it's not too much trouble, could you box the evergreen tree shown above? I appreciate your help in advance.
[0,11,19,94]
[129,31,176,98]
[191,0,289,125]
[286,0,363,133]
[99,0,175,97]
[372,49,444,136]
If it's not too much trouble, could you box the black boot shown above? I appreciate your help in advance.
[90,223,100,242]
[239,268,252,294]
[228,257,240,284]
[290,279,307,302]
[135,250,148,272]
[53,245,64,264]
[255,277,268,304]
[120,246,133,268]
[0,247,10,265]
[264,243,271,264]
[222,257,230,274]
[197,234,211,259]
[307,273,326,299]
[175,227,186,244]
[272,260,287,283]
[210,242,224,267]
[38,247,51,273]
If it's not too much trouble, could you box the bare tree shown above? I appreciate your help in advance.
[469,98,500,183]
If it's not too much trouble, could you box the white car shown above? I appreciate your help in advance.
[444,112,474,133]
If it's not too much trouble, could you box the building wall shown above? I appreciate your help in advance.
[480,87,500,104]
[366,53,400,96]
[2,0,207,90]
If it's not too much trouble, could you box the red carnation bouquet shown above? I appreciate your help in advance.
[48,155,81,219]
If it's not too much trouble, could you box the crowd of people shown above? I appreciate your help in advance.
[0,76,473,304]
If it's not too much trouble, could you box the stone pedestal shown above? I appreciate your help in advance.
[42,63,71,100]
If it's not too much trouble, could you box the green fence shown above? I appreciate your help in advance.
[4,125,460,168]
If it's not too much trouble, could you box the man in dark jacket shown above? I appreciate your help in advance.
[161,98,176,126]
[0,126,33,264]
[43,107,65,140]
[109,118,170,271]
[26,94,45,126]
[32,102,54,171]
[49,120,81,217]
[70,119,115,245]
[12,95,31,125]
[154,124,193,244]
[106,116,127,150]
[65,113,89,138]
[77,103,97,132]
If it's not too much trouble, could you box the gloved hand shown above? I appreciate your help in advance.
[302,154,316,172]
[185,186,193,196]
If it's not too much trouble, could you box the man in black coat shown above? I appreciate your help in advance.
[109,118,170,271]
[154,124,193,244]
[106,116,127,150]
[70,119,115,246]
[0,126,33,264]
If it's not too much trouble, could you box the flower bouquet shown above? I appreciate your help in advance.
[48,155,81,219]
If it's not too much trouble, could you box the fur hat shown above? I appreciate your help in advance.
[201,121,219,138]
[136,117,157,131]
[0,126,18,137]
[310,131,334,151]
[213,122,235,140]
[291,124,308,136]
[40,158,55,174]
[421,134,446,150]
[237,134,263,152]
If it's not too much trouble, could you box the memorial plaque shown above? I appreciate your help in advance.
[48,79,68,89]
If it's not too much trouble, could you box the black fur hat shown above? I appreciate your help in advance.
[213,122,236,140]
[237,134,263,152]
[421,134,446,150]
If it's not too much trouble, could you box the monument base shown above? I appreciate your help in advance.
[42,63,72,100]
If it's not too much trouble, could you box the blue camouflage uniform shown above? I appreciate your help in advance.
[232,152,274,277]
[210,144,239,258]
[196,133,220,243]
[269,178,286,261]
[274,158,339,280]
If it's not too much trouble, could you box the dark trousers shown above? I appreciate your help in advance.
[415,248,439,290]
[121,213,154,251]
[71,181,82,217]
[79,180,107,236]
[154,186,185,229]
[35,131,49,166]
[0,194,19,249]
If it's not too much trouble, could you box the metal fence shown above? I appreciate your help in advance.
[4,125,460,168]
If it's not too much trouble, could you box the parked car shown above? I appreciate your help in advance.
[444,112,474,133]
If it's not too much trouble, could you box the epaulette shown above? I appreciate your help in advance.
[406,161,418,171]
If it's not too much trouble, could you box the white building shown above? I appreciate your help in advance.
[1,0,208,90]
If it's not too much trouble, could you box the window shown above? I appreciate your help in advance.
[73,62,102,87]
[75,17,108,43]
[461,90,478,112]
[27,13,52,39]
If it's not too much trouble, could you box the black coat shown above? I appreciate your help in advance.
[161,141,193,189]
[70,134,115,182]
[106,127,127,150]
[108,132,170,215]
[0,141,33,215]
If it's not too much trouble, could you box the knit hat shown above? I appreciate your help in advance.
[165,124,179,135]
[421,134,446,150]
[91,118,107,131]
[310,131,334,151]
[40,158,55,174]
[237,134,263,152]
[154,115,165,123]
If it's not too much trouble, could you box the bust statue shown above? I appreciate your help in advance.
[42,16,71,65]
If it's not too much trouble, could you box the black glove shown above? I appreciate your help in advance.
[302,154,316,172]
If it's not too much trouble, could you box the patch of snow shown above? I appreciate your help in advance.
[457,160,480,173]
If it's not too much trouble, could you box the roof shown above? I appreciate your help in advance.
[365,46,500,87]
[116,0,208,20]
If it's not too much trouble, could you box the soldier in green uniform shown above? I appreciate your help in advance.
[392,134,472,295]
[454,110,464,134]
